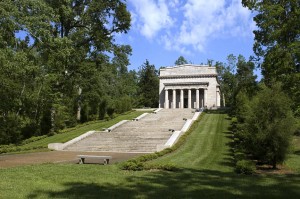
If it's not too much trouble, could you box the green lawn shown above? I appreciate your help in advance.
[0,112,299,198]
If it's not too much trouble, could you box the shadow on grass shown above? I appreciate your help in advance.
[205,109,229,114]
[27,168,300,199]
[294,150,300,155]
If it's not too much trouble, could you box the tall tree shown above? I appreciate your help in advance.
[216,54,238,108]
[0,0,132,143]
[137,60,159,108]
[242,0,300,114]
[175,56,188,65]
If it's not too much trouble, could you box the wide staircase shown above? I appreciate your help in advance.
[64,109,195,153]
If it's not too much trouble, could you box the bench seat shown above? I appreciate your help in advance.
[77,155,112,165]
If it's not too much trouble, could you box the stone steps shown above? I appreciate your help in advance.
[64,109,195,152]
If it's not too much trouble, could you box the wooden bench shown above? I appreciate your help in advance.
[77,155,112,165]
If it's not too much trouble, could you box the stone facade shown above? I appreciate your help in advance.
[159,64,221,109]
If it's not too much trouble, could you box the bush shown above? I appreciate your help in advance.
[119,161,144,171]
[107,107,115,119]
[235,160,255,174]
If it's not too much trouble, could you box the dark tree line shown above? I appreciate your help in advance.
[0,1,159,145]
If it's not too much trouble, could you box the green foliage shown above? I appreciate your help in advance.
[115,95,132,114]
[242,0,300,113]
[235,160,256,175]
[137,60,159,108]
[216,54,257,110]
[0,0,135,144]
[0,113,22,144]
[237,83,296,168]
[174,56,188,65]
[119,160,144,171]
[98,99,107,120]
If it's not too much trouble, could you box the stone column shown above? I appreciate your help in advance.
[165,89,169,109]
[204,89,207,108]
[188,89,191,109]
[172,89,176,109]
[196,89,199,109]
[216,91,219,107]
[180,89,184,109]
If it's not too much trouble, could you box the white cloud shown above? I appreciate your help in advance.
[129,0,173,39]
[129,0,254,54]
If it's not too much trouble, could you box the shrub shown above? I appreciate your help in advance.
[107,107,115,119]
[235,160,255,175]
[119,161,144,171]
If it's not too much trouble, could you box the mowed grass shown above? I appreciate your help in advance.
[0,112,300,198]
[285,135,300,173]
[148,112,233,172]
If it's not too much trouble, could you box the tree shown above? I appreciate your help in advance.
[216,54,238,108]
[0,0,132,143]
[242,0,300,113]
[137,60,159,108]
[216,54,258,111]
[175,56,188,65]
[239,83,296,168]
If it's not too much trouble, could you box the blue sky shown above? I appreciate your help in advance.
[115,0,260,78]
[16,0,260,79]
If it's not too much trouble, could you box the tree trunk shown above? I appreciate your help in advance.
[77,87,82,121]
[272,158,277,169]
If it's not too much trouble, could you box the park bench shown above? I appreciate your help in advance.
[77,155,112,165]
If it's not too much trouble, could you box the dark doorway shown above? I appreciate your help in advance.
[184,97,188,108]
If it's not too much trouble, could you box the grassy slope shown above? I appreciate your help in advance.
[285,136,300,173]
[0,112,300,198]
[149,113,233,172]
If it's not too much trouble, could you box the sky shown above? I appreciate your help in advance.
[115,0,260,77]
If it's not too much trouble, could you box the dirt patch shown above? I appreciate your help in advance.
[0,151,146,169]
[255,164,294,175]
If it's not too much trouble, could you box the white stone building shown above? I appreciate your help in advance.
[159,64,221,109]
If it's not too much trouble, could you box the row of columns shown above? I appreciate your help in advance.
[164,88,206,109]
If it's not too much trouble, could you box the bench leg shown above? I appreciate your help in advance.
[79,158,85,164]
[104,159,109,165]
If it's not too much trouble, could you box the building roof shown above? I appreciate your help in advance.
[159,64,217,78]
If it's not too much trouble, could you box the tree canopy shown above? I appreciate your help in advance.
[175,56,188,65]
[137,60,159,108]
[0,0,134,143]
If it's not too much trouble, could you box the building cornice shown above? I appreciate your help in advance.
[159,74,217,79]
[164,82,209,86]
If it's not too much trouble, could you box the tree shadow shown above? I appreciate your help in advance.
[294,150,300,155]
[27,168,300,199]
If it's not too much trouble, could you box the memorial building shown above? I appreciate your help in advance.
[159,64,221,109]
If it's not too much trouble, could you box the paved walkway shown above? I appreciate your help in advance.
[0,151,145,168]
